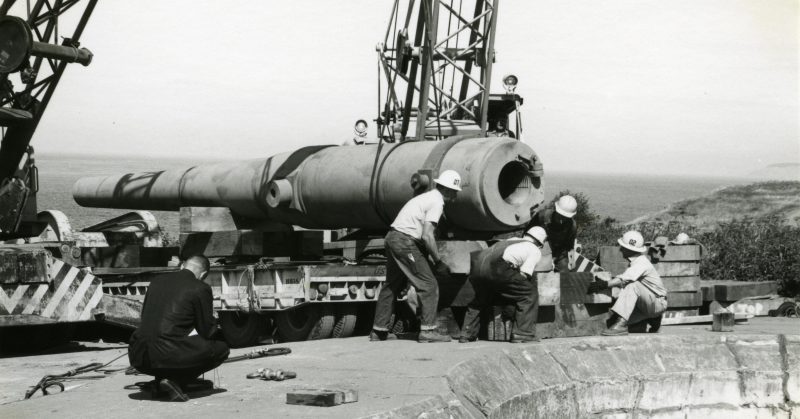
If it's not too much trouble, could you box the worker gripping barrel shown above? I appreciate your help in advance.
[459,226,548,343]
[528,195,578,272]
[370,170,462,343]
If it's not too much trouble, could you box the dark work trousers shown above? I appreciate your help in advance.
[461,260,539,339]
[373,230,439,331]
[133,337,229,384]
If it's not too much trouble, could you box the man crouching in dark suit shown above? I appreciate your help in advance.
[128,255,230,401]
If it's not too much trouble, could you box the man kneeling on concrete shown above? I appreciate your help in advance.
[128,255,230,401]
[459,226,547,343]
[587,231,668,336]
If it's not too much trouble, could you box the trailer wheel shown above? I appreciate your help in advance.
[332,306,358,338]
[275,305,335,341]
[775,302,799,318]
[219,312,266,348]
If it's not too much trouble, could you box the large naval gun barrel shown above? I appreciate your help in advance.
[73,138,544,233]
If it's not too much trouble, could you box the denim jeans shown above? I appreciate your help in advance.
[373,230,439,331]
[461,259,539,339]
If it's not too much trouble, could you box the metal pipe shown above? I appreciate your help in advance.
[73,138,544,233]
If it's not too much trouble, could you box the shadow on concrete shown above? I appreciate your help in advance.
[125,383,227,402]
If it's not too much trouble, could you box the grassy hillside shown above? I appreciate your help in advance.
[627,181,800,230]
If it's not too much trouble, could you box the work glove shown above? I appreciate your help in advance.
[434,260,451,277]
[586,279,609,294]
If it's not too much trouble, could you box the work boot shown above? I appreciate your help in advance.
[418,330,452,343]
[511,334,540,343]
[601,316,629,336]
[158,378,190,402]
[648,315,663,333]
[369,329,397,341]
[458,335,477,343]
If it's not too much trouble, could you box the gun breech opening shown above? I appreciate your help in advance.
[497,161,532,205]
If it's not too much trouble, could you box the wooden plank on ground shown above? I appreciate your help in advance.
[286,388,358,407]
[662,313,752,326]
[663,308,700,318]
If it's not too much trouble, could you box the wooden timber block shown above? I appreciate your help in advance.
[0,247,49,284]
[654,262,699,277]
[651,245,702,261]
[80,245,178,268]
[597,246,701,277]
[712,310,735,332]
[485,303,610,340]
[663,308,700,319]
[536,303,609,339]
[661,276,701,292]
[486,307,513,341]
[286,388,358,407]
[666,291,703,308]
[711,281,778,302]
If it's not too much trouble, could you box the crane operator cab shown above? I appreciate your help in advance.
[487,74,523,140]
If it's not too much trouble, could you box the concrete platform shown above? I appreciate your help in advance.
[1,317,798,418]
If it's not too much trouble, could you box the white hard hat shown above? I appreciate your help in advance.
[618,230,647,253]
[525,226,547,243]
[434,170,462,191]
[671,232,690,245]
[555,195,578,218]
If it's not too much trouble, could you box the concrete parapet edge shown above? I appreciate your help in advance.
[370,334,800,418]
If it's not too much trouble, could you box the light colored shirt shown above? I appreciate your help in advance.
[391,189,444,240]
[617,254,668,297]
[502,236,542,277]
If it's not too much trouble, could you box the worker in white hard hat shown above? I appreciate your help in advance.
[528,194,578,272]
[458,226,547,343]
[587,230,669,336]
[342,119,376,146]
[371,169,462,343]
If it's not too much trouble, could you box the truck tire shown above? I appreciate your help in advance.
[219,312,266,348]
[332,306,358,338]
[274,305,335,341]
[775,302,799,318]
[308,306,336,340]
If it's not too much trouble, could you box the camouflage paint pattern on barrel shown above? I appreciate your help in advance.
[73,138,544,235]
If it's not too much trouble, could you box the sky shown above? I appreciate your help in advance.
[12,0,799,177]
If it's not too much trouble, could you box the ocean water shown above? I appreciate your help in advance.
[33,153,747,233]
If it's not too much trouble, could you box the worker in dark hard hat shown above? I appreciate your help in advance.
[342,119,375,145]
[587,231,668,336]
[459,226,547,343]
[528,195,578,272]
[488,116,515,138]
[371,170,462,343]
[128,255,229,401]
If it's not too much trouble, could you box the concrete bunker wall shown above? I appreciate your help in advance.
[372,334,800,418]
